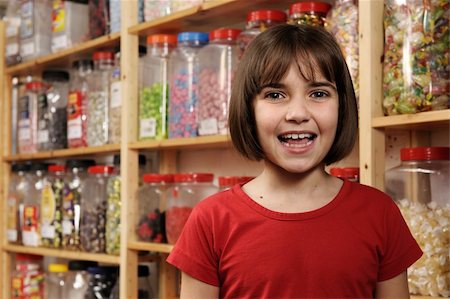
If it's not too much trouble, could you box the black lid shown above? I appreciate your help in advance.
[66,159,96,170]
[31,163,50,172]
[42,70,70,82]
[72,59,94,70]
[138,265,150,277]
[67,0,88,4]
[12,163,31,172]
[68,260,98,271]
[139,45,147,57]
[87,266,119,275]
[113,154,147,166]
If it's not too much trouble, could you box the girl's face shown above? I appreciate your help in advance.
[253,62,339,174]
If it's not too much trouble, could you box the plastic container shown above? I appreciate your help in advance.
[80,165,114,253]
[385,147,449,297]
[218,176,253,191]
[105,159,121,255]
[383,0,449,115]
[84,266,119,299]
[88,0,109,39]
[67,59,93,148]
[19,0,52,61]
[166,173,217,244]
[288,2,331,26]
[139,34,177,140]
[66,260,98,299]
[4,0,22,66]
[46,263,69,299]
[168,32,209,138]
[51,0,89,52]
[329,167,360,182]
[86,52,114,147]
[11,254,44,299]
[236,10,287,59]
[109,51,121,145]
[198,28,241,136]
[136,173,174,243]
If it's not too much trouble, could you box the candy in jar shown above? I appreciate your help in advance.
[4,0,22,66]
[288,1,331,26]
[11,254,44,299]
[105,160,121,255]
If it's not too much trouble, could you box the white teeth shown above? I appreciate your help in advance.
[284,139,314,147]
[281,133,313,139]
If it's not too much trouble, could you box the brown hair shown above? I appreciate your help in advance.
[228,24,358,165]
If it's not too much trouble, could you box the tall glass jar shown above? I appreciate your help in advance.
[46,263,69,299]
[168,32,209,138]
[166,173,217,244]
[383,0,449,115]
[139,34,177,140]
[67,59,93,148]
[106,160,121,255]
[288,1,332,26]
[87,52,114,147]
[4,0,22,66]
[66,260,98,299]
[236,10,287,59]
[108,51,121,145]
[198,28,241,136]
[11,254,44,299]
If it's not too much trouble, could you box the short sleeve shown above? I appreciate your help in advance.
[378,199,423,281]
[166,204,220,286]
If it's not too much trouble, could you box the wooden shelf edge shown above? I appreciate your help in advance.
[372,109,450,129]
[3,244,120,264]
[128,241,173,253]
[411,296,446,299]
[129,135,231,150]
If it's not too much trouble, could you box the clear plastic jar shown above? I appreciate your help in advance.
[19,0,52,61]
[106,160,121,255]
[62,159,95,250]
[329,167,360,182]
[109,51,121,145]
[66,260,98,299]
[327,0,359,101]
[7,163,32,244]
[88,0,109,39]
[51,0,89,52]
[385,147,449,297]
[67,59,93,148]
[40,164,66,248]
[166,173,217,244]
[236,10,287,59]
[85,266,119,299]
[197,28,241,136]
[46,263,69,299]
[136,173,174,243]
[80,165,114,253]
[139,34,177,140]
[87,52,114,147]
[288,2,331,26]
[11,254,44,299]
[218,176,253,191]
[4,0,22,66]
[168,32,209,138]
[383,0,449,115]
[38,70,69,151]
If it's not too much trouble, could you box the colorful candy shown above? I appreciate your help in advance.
[166,206,193,244]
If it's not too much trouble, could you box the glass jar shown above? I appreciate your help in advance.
[80,165,114,253]
[106,160,121,255]
[88,0,109,39]
[168,32,209,138]
[136,173,174,243]
[327,0,359,101]
[19,0,52,61]
[288,2,331,26]
[85,266,119,299]
[87,51,114,147]
[383,0,449,115]
[46,263,69,299]
[7,163,32,244]
[62,159,95,250]
[139,34,177,140]
[66,260,98,299]
[51,0,89,52]
[236,9,287,59]
[5,0,22,66]
[109,51,121,145]
[40,164,65,248]
[166,173,217,244]
[67,59,93,148]
[11,254,44,299]
[218,176,253,191]
[329,167,360,182]
[385,147,449,297]
[197,28,241,136]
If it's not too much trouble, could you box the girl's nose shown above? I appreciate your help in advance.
[285,99,311,123]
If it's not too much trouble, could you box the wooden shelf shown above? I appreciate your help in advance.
[129,135,232,151]
[5,32,120,76]
[3,244,120,264]
[3,144,120,162]
[372,110,450,130]
[128,241,173,254]
[411,296,445,299]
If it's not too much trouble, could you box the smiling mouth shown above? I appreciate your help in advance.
[278,133,317,147]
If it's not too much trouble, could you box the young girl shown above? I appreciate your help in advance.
[167,24,422,298]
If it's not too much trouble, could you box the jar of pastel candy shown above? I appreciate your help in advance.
[168,32,209,138]
[288,2,331,27]
[198,28,241,136]
[166,173,217,244]
[383,0,449,115]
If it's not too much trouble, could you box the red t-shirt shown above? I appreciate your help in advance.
[167,180,422,298]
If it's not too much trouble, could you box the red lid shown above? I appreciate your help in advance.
[147,34,177,45]
[400,147,450,161]
[218,176,254,187]
[330,167,360,178]
[247,10,287,22]
[289,2,332,14]
[209,28,242,41]
[48,164,66,173]
[93,51,114,61]
[88,165,115,174]
[15,253,43,262]
[25,81,46,91]
[143,173,174,183]
[174,173,214,183]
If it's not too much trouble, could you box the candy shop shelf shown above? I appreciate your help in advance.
[372,109,450,130]
[411,296,445,299]
[3,244,120,264]
[3,144,120,162]
[128,241,173,254]
[129,135,232,151]
[5,32,120,76]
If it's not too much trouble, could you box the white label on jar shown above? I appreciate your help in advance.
[6,22,19,37]
[18,119,31,140]
[110,81,122,108]
[20,41,35,57]
[7,229,18,242]
[68,117,82,139]
[140,118,156,138]
[37,130,49,143]
[41,223,55,239]
[22,231,39,247]
[199,118,219,136]
[6,43,19,56]
[62,220,73,235]
[51,35,68,52]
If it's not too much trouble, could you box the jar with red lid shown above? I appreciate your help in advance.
[288,2,332,27]
[236,9,287,58]
[136,173,174,243]
[329,167,359,182]
[166,173,218,244]
[218,176,254,191]
[198,28,241,136]
[80,165,115,253]
[11,254,44,299]
[385,147,449,297]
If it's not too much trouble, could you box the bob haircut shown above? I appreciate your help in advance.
[228,24,358,165]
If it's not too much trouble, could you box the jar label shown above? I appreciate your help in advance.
[199,118,218,136]
[18,119,31,141]
[6,43,19,56]
[37,129,49,144]
[41,184,56,232]
[20,1,34,39]
[6,20,19,38]
[68,91,83,139]
[20,41,35,57]
[52,0,65,33]
[140,118,156,138]
[62,219,73,235]
[6,196,18,241]
[110,81,122,108]
[51,35,68,52]
[22,204,39,246]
